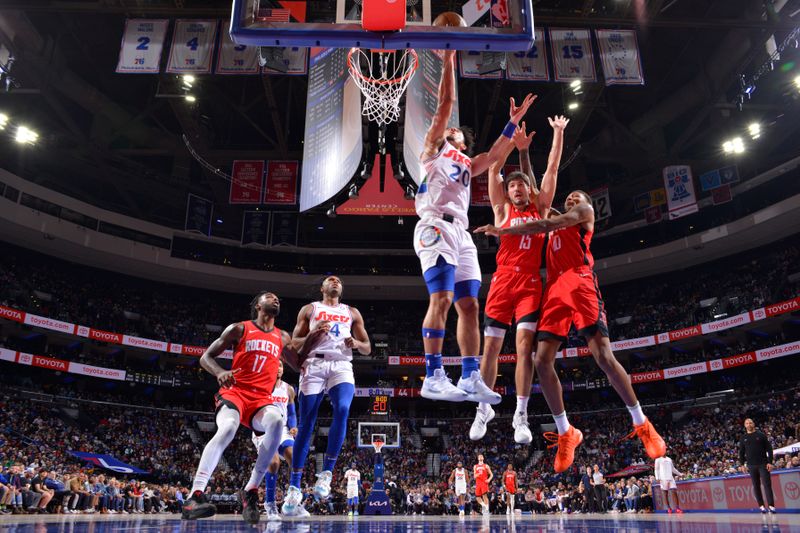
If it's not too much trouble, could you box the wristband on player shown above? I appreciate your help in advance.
[502,121,516,139]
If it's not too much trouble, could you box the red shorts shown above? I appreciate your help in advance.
[215,386,274,430]
[484,267,543,333]
[505,483,516,494]
[475,481,489,497]
[537,266,608,342]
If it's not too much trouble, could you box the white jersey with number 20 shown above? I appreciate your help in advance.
[416,140,472,227]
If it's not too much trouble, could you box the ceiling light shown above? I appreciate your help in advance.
[732,137,745,154]
[748,123,761,139]
[570,80,581,89]
[185,95,196,103]
[795,75,800,90]
[15,125,38,144]
[0,113,7,130]
[348,183,359,199]
[326,204,337,218]
[568,102,579,110]
[183,74,195,84]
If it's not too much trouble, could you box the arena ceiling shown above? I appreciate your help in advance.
[0,0,799,242]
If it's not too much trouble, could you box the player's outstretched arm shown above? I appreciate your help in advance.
[199,322,245,388]
[535,115,569,215]
[345,307,371,355]
[474,203,593,237]
[488,138,516,226]
[422,50,457,159]
[513,121,538,194]
[471,94,537,176]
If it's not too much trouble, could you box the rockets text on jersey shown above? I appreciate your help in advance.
[416,140,472,227]
[504,471,517,488]
[496,205,544,271]
[474,463,489,482]
[308,301,353,360]
[231,321,284,392]
[546,224,594,279]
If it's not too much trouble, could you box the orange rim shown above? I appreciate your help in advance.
[347,48,418,86]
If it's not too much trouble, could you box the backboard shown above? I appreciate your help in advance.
[357,421,401,449]
[231,0,535,51]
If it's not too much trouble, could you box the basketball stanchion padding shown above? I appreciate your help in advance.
[362,0,407,32]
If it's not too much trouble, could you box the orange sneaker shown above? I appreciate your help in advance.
[625,418,666,459]
[543,426,583,473]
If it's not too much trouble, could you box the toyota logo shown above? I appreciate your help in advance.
[786,481,800,500]
[713,487,724,503]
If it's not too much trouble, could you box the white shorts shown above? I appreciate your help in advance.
[299,359,355,396]
[414,218,481,284]
[455,484,467,496]
[347,489,359,499]
[660,479,677,490]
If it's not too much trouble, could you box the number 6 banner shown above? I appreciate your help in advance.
[167,20,218,74]
[116,19,169,73]
[216,23,259,75]
[549,28,596,82]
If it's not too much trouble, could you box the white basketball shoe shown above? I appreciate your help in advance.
[421,368,469,401]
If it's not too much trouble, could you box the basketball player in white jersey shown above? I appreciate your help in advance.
[282,276,371,517]
[251,360,297,521]
[448,460,470,516]
[416,47,536,403]
[343,463,362,516]
[654,454,683,514]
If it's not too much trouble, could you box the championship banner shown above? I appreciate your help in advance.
[471,174,491,206]
[166,20,218,74]
[229,160,265,204]
[590,186,611,221]
[185,193,213,235]
[458,51,504,79]
[69,452,148,474]
[663,165,699,220]
[116,19,169,74]
[215,26,259,75]
[263,46,309,76]
[549,28,596,82]
[595,29,644,86]
[506,28,549,81]
[241,211,270,246]
[644,205,663,224]
[264,161,299,204]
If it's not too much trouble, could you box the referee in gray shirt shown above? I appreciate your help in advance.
[739,418,775,513]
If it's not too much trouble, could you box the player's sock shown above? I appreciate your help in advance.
[515,395,529,416]
[461,356,480,378]
[477,402,491,414]
[424,351,443,377]
[265,472,277,503]
[190,406,239,494]
[290,470,303,489]
[553,411,570,435]
[626,402,646,426]
[325,382,355,471]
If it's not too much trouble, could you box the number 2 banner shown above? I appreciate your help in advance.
[549,28,596,82]
[167,20,218,74]
[116,19,169,73]
[506,28,549,81]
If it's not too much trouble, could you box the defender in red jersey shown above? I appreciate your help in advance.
[182,291,324,524]
[473,454,493,515]
[475,191,666,474]
[472,116,569,445]
[502,464,518,515]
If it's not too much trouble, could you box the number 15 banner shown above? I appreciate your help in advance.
[116,19,169,73]
[167,20,218,74]
[549,28,596,82]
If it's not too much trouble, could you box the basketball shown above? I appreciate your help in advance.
[433,11,467,28]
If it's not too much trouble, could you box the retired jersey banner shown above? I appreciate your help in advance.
[595,29,644,86]
[116,19,169,73]
[263,46,309,76]
[185,194,213,235]
[166,20,218,74]
[265,161,299,204]
[471,174,491,206]
[549,28,596,82]
[241,211,270,246]
[459,51,504,79]
[216,26,259,75]
[663,165,699,220]
[229,160,265,204]
[591,186,612,221]
[506,28,549,81]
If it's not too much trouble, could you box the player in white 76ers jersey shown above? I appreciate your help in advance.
[448,460,470,516]
[416,47,537,403]
[282,276,371,517]
[343,464,362,516]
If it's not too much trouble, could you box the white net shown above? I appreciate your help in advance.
[347,48,418,126]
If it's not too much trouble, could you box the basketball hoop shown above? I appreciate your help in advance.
[347,47,418,126]
[372,440,385,454]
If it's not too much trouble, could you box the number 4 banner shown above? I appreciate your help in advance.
[167,20,218,74]
[549,28,596,82]
[116,19,169,73]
